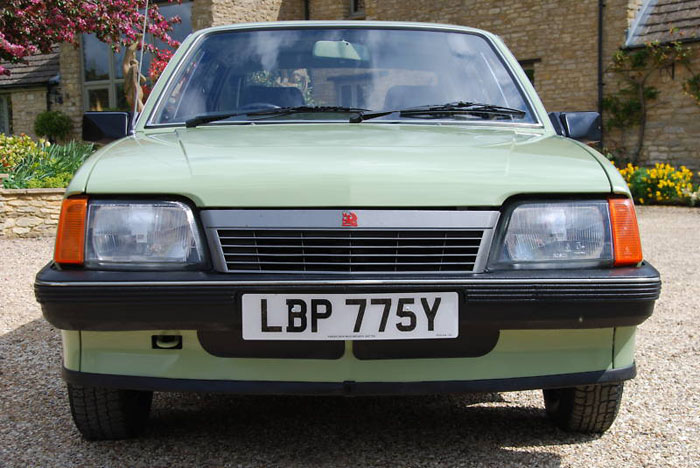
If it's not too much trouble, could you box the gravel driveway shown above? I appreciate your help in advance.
[1,206,697,467]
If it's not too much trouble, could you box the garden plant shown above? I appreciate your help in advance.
[616,162,698,206]
[1,135,94,189]
[0,0,181,76]
[34,111,74,143]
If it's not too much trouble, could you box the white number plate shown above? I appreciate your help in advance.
[241,292,459,341]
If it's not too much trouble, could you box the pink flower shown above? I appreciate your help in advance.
[0,0,181,76]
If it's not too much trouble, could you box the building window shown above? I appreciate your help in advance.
[518,59,540,86]
[0,95,11,134]
[81,0,193,111]
[350,0,365,17]
[82,34,125,111]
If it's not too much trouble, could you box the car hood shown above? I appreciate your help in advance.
[81,124,612,207]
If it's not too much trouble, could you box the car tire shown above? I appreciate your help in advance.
[67,383,153,440]
[542,382,624,433]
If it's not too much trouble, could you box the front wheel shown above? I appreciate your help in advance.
[543,382,624,433]
[67,383,153,440]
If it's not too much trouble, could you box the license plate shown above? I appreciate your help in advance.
[241,292,459,341]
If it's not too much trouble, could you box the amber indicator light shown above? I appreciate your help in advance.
[54,196,88,265]
[609,198,643,266]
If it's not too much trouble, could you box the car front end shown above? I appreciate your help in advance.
[37,197,659,392]
[35,21,660,439]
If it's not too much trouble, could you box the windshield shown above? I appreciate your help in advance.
[150,27,536,125]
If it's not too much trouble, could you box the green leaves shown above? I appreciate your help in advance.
[682,74,700,105]
[2,139,94,189]
[617,162,696,205]
[0,134,48,170]
[602,89,641,130]
[34,111,73,142]
[604,37,697,163]
[610,40,692,75]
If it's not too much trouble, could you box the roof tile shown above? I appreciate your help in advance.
[0,49,60,88]
[628,0,700,46]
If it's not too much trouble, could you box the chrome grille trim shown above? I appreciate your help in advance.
[202,210,499,274]
[201,210,500,229]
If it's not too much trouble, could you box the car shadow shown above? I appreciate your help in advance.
[1,318,599,467]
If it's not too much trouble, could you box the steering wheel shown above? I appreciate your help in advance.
[238,103,281,112]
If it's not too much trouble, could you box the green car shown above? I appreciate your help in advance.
[36,21,660,440]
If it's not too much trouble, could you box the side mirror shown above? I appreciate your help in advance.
[548,112,601,144]
[82,112,132,143]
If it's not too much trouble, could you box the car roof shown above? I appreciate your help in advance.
[194,20,495,40]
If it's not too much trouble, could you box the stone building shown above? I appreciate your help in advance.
[616,0,700,167]
[0,0,698,166]
[0,50,60,138]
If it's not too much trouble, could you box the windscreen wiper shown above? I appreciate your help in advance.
[349,101,526,123]
[185,106,370,128]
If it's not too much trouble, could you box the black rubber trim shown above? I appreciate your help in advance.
[196,327,500,360]
[197,331,344,359]
[62,364,637,395]
[36,263,660,331]
[353,326,499,360]
[35,261,662,286]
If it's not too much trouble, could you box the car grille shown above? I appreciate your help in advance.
[216,229,485,273]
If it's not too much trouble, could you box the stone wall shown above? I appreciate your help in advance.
[308,0,348,20]
[9,88,47,139]
[599,1,700,168]
[641,45,700,168]
[0,188,63,238]
[605,44,700,168]
[192,0,305,30]
[55,44,84,138]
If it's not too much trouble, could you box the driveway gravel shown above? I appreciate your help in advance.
[0,206,697,467]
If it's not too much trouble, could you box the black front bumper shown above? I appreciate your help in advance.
[36,262,661,331]
[63,364,637,395]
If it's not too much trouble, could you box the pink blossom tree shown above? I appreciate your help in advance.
[142,47,174,99]
[0,0,182,76]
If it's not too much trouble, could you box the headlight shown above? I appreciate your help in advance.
[85,200,205,269]
[490,200,613,270]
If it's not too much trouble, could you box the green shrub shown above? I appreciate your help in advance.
[2,139,95,189]
[25,172,75,188]
[617,162,696,205]
[34,111,73,142]
[0,133,49,171]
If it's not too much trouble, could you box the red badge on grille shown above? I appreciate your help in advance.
[342,211,358,227]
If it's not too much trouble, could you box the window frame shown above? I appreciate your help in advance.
[518,58,540,87]
[349,0,365,18]
[81,34,125,111]
[0,94,12,134]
